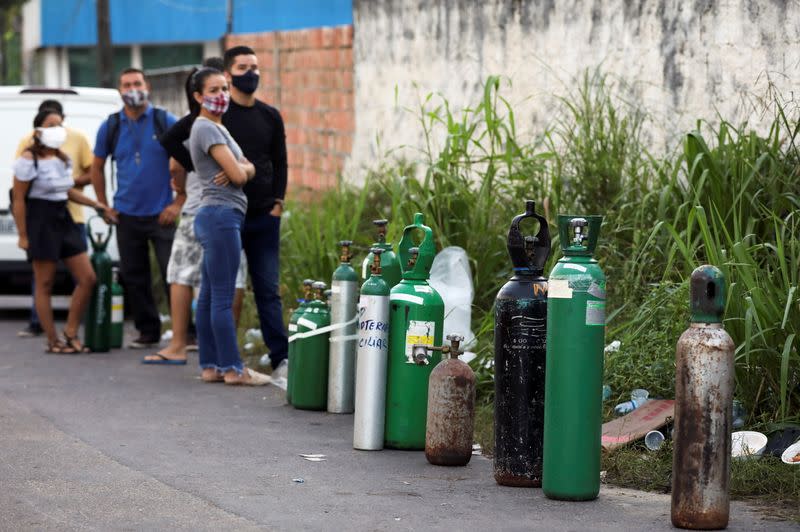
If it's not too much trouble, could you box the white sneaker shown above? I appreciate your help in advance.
[270,359,288,390]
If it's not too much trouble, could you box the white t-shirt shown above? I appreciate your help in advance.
[13,156,74,201]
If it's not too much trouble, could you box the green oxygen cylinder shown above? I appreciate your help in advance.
[292,281,331,411]
[543,215,606,501]
[384,213,444,450]
[84,217,113,352]
[110,267,124,348]
[287,279,315,405]
[361,219,402,288]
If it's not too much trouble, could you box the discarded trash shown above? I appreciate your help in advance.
[299,453,327,459]
[731,431,767,459]
[644,430,665,451]
[245,328,263,343]
[613,388,649,416]
[732,399,746,429]
[159,313,170,323]
[429,246,476,347]
[602,384,612,402]
[601,399,675,451]
[292,478,305,484]
[259,354,271,367]
[160,329,173,342]
[302,457,327,462]
[765,427,800,457]
[394,518,401,522]
[243,342,254,352]
[604,340,621,354]
[781,441,800,464]
[459,351,477,364]
[472,443,482,456]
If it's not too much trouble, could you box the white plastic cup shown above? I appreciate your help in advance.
[645,430,665,451]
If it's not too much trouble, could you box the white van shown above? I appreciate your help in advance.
[0,86,122,304]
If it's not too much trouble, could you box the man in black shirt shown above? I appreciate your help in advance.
[222,46,289,376]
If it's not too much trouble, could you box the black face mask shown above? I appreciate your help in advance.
[231,70,259,94]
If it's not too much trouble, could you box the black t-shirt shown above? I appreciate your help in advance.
[159,113,194,172]
[222,99,288,217]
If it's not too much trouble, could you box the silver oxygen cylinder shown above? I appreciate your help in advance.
[328,241,360,413]
[671,265,735,530]
[353,249,391,450]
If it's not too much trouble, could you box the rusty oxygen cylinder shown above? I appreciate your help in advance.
[671,265,735,530]
[417,334,476,466]
[493,200,551,486]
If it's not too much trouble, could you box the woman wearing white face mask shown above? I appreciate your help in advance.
[12,109,117,354]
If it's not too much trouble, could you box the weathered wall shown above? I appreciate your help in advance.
[227,25,354,193]
[348,0,800,180]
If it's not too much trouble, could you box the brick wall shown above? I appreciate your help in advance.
[226,25,354,194]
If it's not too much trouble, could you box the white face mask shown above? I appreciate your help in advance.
[37,126,67,149]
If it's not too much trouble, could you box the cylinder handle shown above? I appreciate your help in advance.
[689,265,726,324]
[507,200,551,274]
[370,247,383,275]
[338,240,353,263]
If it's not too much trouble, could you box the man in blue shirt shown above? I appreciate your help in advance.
[90,68,180,348]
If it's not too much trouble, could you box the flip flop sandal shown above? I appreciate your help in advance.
[224,368,272,386]
[62,331,91,354]
[142,353,188,365]
[45,340,77,355]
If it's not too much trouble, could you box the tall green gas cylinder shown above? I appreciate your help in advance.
[384,213,444,450]
[328,240,359,414]
[292,281,331,411]
[110,267,124,348]
[543,215,605,501]
[287,279,315,404]
[361,219,402,288]
[84,217,113,352]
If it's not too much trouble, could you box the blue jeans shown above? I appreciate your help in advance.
[29,223,87,327]
[194,206,244,374]
[242,212,287,369]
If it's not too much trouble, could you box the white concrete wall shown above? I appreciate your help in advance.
[347,0,800,180]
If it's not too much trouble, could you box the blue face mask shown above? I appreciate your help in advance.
[231,70,259,94]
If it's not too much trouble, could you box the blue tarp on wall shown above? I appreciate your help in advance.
[41,0,353,46]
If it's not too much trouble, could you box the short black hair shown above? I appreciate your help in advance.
[38,99,63,116]
[203,56,224,71]
[118,67,147,83]
[223,46,256,72]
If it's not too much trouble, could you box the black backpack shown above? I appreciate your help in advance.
[104,107,169,160]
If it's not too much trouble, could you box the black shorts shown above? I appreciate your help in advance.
[25,198,87,262]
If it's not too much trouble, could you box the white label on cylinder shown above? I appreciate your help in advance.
[288,323,298,332]
[548,279,573,299]
[390,293,425,306]
[404,320,435,364]
[413,284,432,293]
[331,285,341,294]
[298,317,318,330]
[111,296,124,323]
[564,263,588,273]
[361,257,370,280]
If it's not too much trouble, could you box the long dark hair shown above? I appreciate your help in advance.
[186,57,224,117]
[25,109,69,164]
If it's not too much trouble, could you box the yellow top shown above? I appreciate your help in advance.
[15,127,94,224]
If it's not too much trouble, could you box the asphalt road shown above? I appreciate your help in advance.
[0,318,788,531]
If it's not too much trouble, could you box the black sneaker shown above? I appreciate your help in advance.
[128,335,160,349]
[17,323,44,337]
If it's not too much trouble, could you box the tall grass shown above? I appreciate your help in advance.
[275,72,800,423]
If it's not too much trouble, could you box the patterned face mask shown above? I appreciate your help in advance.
[121,89,149,107]
[202,92,230,116]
